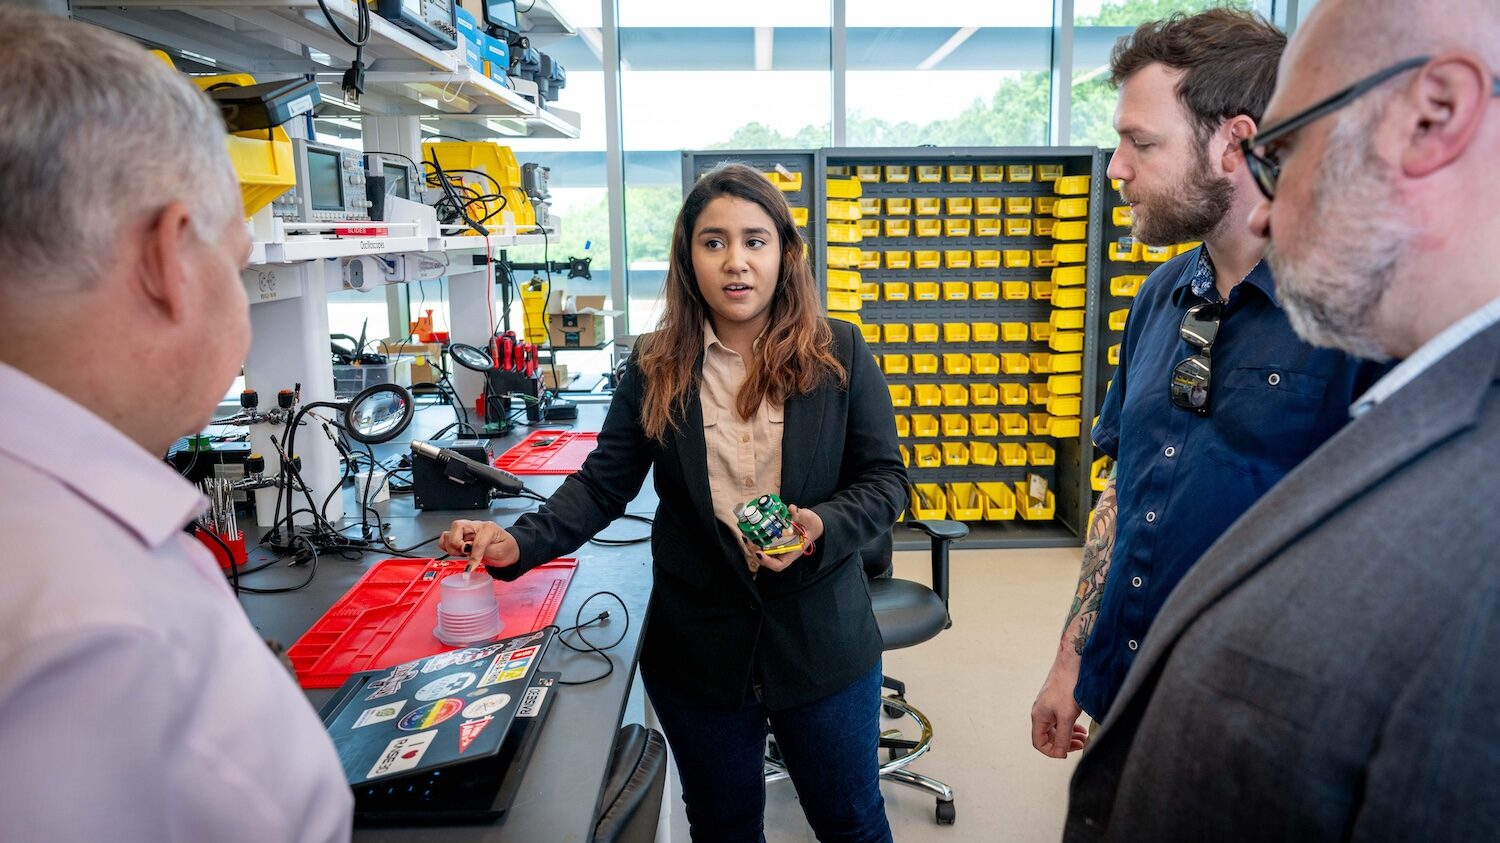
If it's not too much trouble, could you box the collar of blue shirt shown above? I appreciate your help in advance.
[1171,245,1280,309]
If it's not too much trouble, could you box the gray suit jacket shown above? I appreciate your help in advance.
[1065,321,1500,842]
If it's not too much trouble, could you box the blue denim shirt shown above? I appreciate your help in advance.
[1077,246,1387,720]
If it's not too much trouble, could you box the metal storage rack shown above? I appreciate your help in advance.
[683,146,1110,550]
[682,150,822,280]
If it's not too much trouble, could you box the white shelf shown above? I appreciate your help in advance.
[519,0,578,47]
[248,221,558,265]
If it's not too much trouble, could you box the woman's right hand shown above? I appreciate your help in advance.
[438,520,521,570]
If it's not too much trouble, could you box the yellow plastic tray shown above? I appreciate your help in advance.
[1030,352,1055,374]
[889,384,912,407]
[884,323,910,343]
[900,444,910,467]
[1032,281,1054,301]
[1029,383,1050,405]
[947,165,974,184]
[941,413,968,437]
[1092,455,1114,492]
[970,383,1000,405]
[1048,375,1083,395]
[790,206,809,227]
[858,280,880,299]
[1109,240,1142,262]
[1030,322,1053,342]
[884,282,910,301]
[947,483,983,519]
[1029,413,1052,436]
[885,251,912,269]
[1048,417,1083,438]
[827,290,863,312]
[942,322,971,342]
[976,196,1002,215]
[979,482,1017,521]
[1108,343,1121,365]
[886,197,912,215]
[912,353,938,374]
[861,323,881,344]
[1050,354,1082,374]
[882,354,909,375]
[828,246,862,268]
[1035,217,1057,237]
[853,166,880,183]
[858,197,883,216]
[970,413,999,437]
[946,196,974,215]
[973,322,1000,342]
[885,165,910,184]
[1112,205,1132,226]
[942,353,971,376]
[885,219,912,238]
[1049,331,1084,352]
[943,219,972,238]
[1036,196,1058,215]
[911,483,946,518]
[969,442,998,467]
[975,217,1002,237]
[1143,245,1174,262]
[827,222,863,243]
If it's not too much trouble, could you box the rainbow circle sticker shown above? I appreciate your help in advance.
[396,698,464,732]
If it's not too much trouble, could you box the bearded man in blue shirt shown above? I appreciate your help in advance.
[1029,8,1386,757]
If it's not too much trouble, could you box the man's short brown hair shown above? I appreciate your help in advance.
[1109,8,1286,139]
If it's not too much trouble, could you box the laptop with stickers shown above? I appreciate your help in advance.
[319,627,557,823]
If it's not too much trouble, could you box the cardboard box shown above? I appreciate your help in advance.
[377,338,445,385]
[541,363,570,390]
[547,313,605,348]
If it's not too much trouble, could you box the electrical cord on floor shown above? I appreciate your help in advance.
[547,590,629,686]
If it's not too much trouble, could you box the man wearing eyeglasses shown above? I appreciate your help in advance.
[1066,0,1500,838]
[1030,9,1387,761]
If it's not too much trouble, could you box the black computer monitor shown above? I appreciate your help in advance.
[482,0,519,35]
[306,147,344,211]
[384,160,413,200]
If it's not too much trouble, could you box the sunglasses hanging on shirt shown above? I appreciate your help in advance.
[1170,301,1223,415]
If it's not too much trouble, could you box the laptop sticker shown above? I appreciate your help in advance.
[462,693,511,719]
[456,716,493,753]
[352,700,407,729]
[396,698,464,732]
[367,730,437,779]
[414,672,477,701]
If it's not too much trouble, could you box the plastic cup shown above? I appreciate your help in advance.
[434,571,503,646]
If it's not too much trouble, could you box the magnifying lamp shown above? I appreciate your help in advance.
[448,342,497,373]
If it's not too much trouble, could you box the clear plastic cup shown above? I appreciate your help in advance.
[434,571,502,646]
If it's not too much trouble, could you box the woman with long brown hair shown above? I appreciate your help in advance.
[441,163,905,841]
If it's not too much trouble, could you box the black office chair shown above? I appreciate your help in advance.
[593,724,669,843]
[764,519,965,826]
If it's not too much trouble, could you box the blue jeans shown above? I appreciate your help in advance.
[643,662,892,843]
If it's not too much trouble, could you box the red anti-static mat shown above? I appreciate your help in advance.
[288,557,575,689]
[493,430,599,475]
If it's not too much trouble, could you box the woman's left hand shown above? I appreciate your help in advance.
[788,504,823,544]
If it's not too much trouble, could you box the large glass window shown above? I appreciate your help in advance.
[845,1,1055,147]
[618,0,833,333]
[1069,0,1276,147]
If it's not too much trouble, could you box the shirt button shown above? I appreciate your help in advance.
[743,477,754,487]
[1163,446,1176,458]
[1268,372,1281,386]
[1131,576,1142,588]
[1128,639,1139,651]
[1145,511,1156,523]
[741,433,750,444]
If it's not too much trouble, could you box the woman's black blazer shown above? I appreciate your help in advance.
[492,319,907,710]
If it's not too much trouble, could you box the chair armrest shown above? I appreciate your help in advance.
[906,520,963,623]
[907,519,968,541]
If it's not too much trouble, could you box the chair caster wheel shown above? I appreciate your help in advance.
[936,799,956,825]
[882,698,905,719]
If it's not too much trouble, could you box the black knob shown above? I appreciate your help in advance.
[240,389,259,410]
[246,454,265,475]
[277,389,295,409]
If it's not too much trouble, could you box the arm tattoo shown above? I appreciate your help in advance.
[1063,478,1117,654]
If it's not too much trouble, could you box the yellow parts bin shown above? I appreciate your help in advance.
[1029,413,1052,435]
[1003,249,1032,268]
[858,219,881,238]
[423,141,536,231]
[1005,196,1033,215]
[1049,331,1084,352]
[899,444,910,467]
[999,383,1029,405]
[947,483,983,519]
[1091,455,1114,492]
[913,281,940,301]
[911,483,946,518]
[1054,174,1091,195]
[886,197,912,215]
[915,197,942,215]
[1108,343,1121,365]
[1034,248,1057,268]
[1143,244,1174,262]
[858,283,880,301]
[827,246,862,268]
[828,268,862,292]
[885,250,912,270]
[943,218,973,238]
[916,164,943,183]
[1038,164,1064,182]
[1109,239,1142,262]
[946,196,974,215]
[973,321,1001,342]
[978,482,1018,521]
[914,444,942,468]
[915,219,942,237]
[913,323,940,343]
[859,197,882,216]
[914,250,941,269]
[1049,417,1083,438]
[1112,205,1133,226]
[970,412,999,437]
[942,442,970,466]
[827,290,862,312]
[1035,217,1057,237]
[1109,308,1130,331]
[882,354,909,375]
[1053,220,1088,241]
[912,353,938,374]
[1050,309,1085,331]
[1110,275,1147,297]
[828,311,863,327]
[1054,243,1088,264]
[977,164,1005,183]
[1029,382,1050,405]
[971,352,1000,375]
[1048,395,1082,417]
[790,207,810,227]
[915,384,942,407]
[975,217,1003,237]
[884,282,910,301]
[998,442,1027,467]
[942,322,971,342]
[940,413,968,437]
[827,222,862,243]
[1000,322,1029,342]
[1000,353,1030,375]
[885,218,912,237]
[975,196,1003,215]
[941,383,969,407]
[889,384,912,407]
[911,413,939,438]
[884,323,910,343]
[943,250,972,269]
[1030,352,1055,374]
[1030,322,1053,342]
[826,177,862,198]
[1027,442,1057,466]
[974,250,1001,269]
[1049,354,1083,374]
[861,323,881,344]
[969,441,998,467]
[859,250,881,269]
[942,353,971,375]
[1052,265,1086,287]
[947,165,974,183]
[1053,197,1089,218]
[1054,288,1088,308]
[1007,164,1034,182]
[999,413,1028,436]
[1004,281,1031,301]
[970,383,1000,405]
[894,415,910,438]
[1016,481,1056,521]
[827,200,862,221]
[853,165,880,182]
[885,165,910,183]
[1036,196,1058,215]
[1005,218,1033,237]
[1049,374,1083,396]
[765,169,803,191]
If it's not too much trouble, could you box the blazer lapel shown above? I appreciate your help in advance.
[673,370,719,540]
[1103,322,1500,731]
[777,386,827,505]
